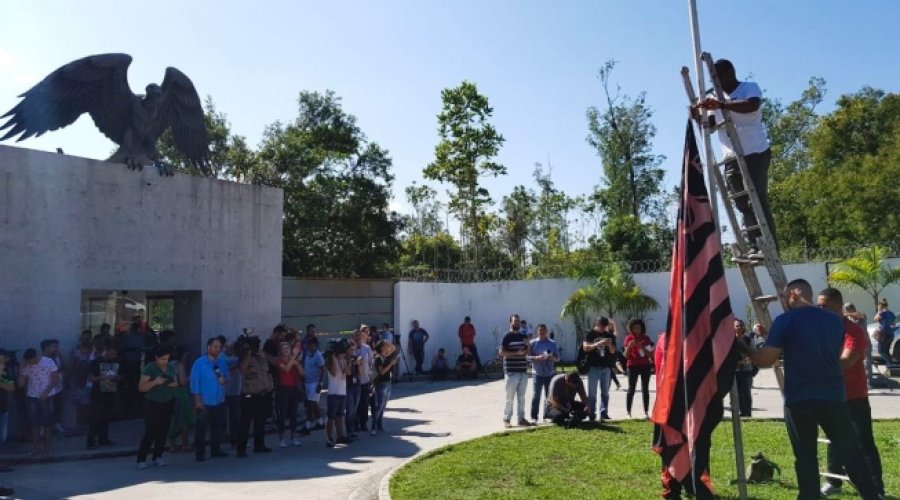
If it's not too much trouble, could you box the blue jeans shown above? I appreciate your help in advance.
[784,399,878,500]
[504,372,528,422]
[372,382,392,430]
[586,366,611,417]
[531,375,553,421]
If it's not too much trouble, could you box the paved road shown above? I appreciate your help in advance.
[4,369,898,499]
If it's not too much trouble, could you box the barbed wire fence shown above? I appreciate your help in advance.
[396,240,900,283]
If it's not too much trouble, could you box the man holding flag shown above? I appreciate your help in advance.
[651,121,738,499]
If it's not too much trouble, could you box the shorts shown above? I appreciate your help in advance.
[26,397,54,427]
[326,394,346,418]
[305,383,321,403]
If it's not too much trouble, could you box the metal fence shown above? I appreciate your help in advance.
[396,241,900,283]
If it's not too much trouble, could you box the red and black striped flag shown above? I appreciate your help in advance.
[651,120,738,499]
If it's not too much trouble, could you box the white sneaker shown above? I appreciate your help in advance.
[820,483,841,497]
[279,439,288,448]
[137,461,149,470]
[292,438,303,447]
[151,458,167,467]
[370,429,377,436]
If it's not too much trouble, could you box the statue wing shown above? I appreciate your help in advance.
[0,53,134,144]
[155,67,209,171]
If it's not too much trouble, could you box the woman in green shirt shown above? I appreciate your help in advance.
[136,345,178,469]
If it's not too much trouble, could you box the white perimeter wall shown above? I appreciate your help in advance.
[0,145,283,354]
[395,260,900,363]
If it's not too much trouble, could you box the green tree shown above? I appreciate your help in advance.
[586,60,665,220]
[403,182,444,238]
[530,163,576,262]
[400,232,462,271]
[783,88,900,248]
[256,90,401,277]
[424,81,506,269]
[829,245,900,312]
[561,263,659,342]
[500,185,534,266]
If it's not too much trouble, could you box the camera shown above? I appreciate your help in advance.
[326,338,350,355]
[234,333,261,358]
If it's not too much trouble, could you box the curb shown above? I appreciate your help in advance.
[376,426,539,500]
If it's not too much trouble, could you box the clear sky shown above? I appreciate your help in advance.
[3,1,900,225]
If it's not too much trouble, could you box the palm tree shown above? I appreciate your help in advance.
[829,245,900,312]
[560,263,660,342]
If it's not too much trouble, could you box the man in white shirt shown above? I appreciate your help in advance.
[697,58,775,257]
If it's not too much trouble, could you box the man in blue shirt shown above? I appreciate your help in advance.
[873,299,896,362]
[528,324,559,422]
[190,337,229,461]
[738,279,878,499]
[407,320,430,375]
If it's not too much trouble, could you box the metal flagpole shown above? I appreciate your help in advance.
[687,2,748,500]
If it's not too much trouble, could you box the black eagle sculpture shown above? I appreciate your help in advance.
[0,53,208,176]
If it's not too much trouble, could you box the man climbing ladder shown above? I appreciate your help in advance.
[692,58,776,257]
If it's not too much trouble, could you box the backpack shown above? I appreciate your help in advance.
[575,342,590,375]
[746,452,780,483]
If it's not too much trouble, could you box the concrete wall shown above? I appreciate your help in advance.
[0,145,283,355]
[394,259,900,364]
[282,278,394,333]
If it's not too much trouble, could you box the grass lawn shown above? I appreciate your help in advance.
[390,420,900,500]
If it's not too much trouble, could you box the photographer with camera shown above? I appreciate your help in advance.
[301,338,326,434]
[353,328,375,434]
[235,333,273,457]
[371,340,399,435]
[546,371,589,428]
[324,338,352,448]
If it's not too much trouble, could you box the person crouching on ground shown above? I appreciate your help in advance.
[430,348,449,381]
[456,347,477,379]
[136,345,179,469]
[324,341,351,448]
[546,372,589,428]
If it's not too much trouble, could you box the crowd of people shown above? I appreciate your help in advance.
[0,321,405,466]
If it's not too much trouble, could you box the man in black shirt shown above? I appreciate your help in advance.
[87,343,120,449]
[583,317,617,421]
[546,372,589,428]
[501,314,533,428]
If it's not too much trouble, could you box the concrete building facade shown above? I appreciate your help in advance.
[0,145,283,356]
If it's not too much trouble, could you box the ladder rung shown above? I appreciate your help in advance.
[817,438,831,444]
[714,159,730,168]
[742,224,760,232]
[819,472,850,481]
[731,256,764,266]
[728,190,749,200]
[753,294,779,303]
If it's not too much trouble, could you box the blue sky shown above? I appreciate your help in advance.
[3,1,900,229]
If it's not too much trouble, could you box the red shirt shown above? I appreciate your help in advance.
[277,361,301,388]
[841,318,869,400]
[624,334,654,368]
[458,323,476,346]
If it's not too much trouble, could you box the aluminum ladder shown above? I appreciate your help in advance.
[681,52,786,392]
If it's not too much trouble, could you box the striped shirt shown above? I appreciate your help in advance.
[502,331,529,373]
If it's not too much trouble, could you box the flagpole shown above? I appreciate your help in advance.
[687,2,748,500]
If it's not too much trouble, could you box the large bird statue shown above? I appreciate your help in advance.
[0,53,208,176]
